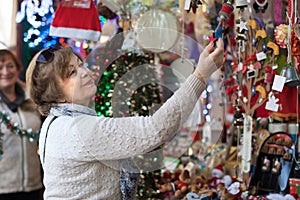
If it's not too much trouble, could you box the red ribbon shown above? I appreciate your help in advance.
[244,54,257,66]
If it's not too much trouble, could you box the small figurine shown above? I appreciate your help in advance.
[253,0,268,13]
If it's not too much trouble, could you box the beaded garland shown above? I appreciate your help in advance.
[0,110,40,159]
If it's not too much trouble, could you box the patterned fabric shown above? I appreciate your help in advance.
[120,168,139,200]
[50,104,140,199]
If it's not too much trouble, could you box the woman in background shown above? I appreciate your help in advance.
[0,49,43,200]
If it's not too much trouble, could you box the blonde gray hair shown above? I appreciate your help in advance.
[26,46,75,115]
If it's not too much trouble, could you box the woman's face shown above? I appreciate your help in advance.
[60,53,97,106]
[0,54,19,91]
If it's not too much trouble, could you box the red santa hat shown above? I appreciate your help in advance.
[50,0,101,41]
[212,164,225,178]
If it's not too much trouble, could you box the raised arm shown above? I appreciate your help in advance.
[77,39,224,160]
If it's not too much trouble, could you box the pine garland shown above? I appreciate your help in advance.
[0,110,39,159]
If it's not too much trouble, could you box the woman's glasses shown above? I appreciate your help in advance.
[36,46,62,64]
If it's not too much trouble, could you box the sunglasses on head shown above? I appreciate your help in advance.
[36,45,62,64]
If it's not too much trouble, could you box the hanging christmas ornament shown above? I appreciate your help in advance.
[219,1,234,22]
[237,20,248,32]
[135,9,179,53]
[97,2,117,19]
[236,20,248,51]
[274,24,289,48]
[170,58,195,83]
[295,23,300,40]
[208,32,218,44]
[185,0,205,14]
[169,1,196,85]
[292,30,300,66]
[236,0,248,9]
[267,42,280,55]
[254,17,265,29]
[50,0,101,41]
[247,19,257,30]
[255,29,267,39]
[253,0,268,13]
[213,0,234,39]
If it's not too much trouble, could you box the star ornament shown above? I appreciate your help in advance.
[208,35,217,44]
[237,20,248,32]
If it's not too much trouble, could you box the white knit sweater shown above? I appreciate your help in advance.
[39,75,205,200]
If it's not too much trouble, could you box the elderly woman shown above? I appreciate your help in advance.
[25,39,224,199]
[0,49,43,200]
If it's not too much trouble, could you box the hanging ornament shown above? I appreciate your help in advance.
[97,2,117,19]
[235,17,248,53]
[237,20,248,32]
[208,33,218,44]
[247,19,257,30]
[219,1,234,22]
[185,0,205,14]
[253,0,268,13]
[292,30,300,66]
[50,0,101,41]
[214,0,234,38]
[236,0,248,9]
[274,24,289,48]
[170,58,195,83]
[135,9,179,53]
[294,23,300,40]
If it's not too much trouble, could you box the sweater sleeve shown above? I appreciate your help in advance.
[76,74,205,160]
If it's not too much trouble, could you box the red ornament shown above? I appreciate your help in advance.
[208,35,217,44]
[7,123,12,129]
[219,1,234,21]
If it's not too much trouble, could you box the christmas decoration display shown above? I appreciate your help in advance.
[250,132,294,194]
[0,111,39,159]
[15,0,300,199]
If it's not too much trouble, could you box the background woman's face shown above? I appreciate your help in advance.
[60,53,97,106]
[0,55,19,90]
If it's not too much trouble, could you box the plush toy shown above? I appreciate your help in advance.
[159,182,175,199]
[174,170,191,198]
[188,184,200,194]
[227,181,242,198]
[194,175,207,189]
[207,164,232,189]
[208,164,224,189]
[217,184,235,200]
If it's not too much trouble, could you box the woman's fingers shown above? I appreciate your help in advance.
[205,42,216,54]
[211,38,224,57]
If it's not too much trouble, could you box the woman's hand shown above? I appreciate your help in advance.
[193,39,224,83]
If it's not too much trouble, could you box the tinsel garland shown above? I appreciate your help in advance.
[0,110,39,159]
